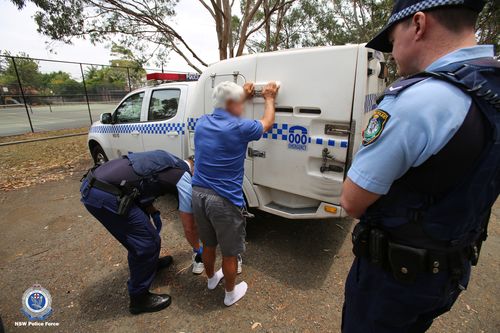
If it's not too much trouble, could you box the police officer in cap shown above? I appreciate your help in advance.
[340,0,499,331]
[80,150,197,314]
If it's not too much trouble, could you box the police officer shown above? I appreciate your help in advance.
[80,150,197,314]
[340,0,499,332]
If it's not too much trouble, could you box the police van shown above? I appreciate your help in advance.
[87,44,386,219]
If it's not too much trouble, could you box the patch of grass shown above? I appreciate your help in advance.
[0,135,92,191]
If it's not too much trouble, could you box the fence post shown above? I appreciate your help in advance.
[80,63,93,124]
[11,57,34,133]
[127,67,132,92]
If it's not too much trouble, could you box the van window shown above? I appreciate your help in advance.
[114,92,144,123]
[148,89,181,121]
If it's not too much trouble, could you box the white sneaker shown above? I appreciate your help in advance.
[237,254,242,274]
[224,281,248,306]
[192,253,204,275]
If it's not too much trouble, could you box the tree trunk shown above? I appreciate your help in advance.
[221,0,231,59]
[236,0,264,56]
[263,0,271,51]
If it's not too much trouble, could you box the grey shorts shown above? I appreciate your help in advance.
[192,186,246,257]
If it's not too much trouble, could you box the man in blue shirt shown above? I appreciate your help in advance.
[340,0,498,332]
[192,80,279,306]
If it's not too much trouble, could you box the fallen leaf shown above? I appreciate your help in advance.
[251,322,262,330]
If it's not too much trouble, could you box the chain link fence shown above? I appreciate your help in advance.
[0,55,182,139]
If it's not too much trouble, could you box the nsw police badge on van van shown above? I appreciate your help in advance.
[362,109,390,146]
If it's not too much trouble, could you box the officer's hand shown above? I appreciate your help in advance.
[243,82,255,99]
[262,81,279,100]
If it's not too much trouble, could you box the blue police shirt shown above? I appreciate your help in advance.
[192,108,264,206]
[176,171,193,213]
[348,45,494,195]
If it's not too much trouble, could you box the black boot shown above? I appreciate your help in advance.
[157,255,173,270]
[129,291,172,315]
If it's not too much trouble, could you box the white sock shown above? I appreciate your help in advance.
[207,269,224,290]
[224,281,248,306]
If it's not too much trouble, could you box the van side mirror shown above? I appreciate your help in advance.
[100,113,112,124]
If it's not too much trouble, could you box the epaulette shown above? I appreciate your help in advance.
[376,76,428,104]
[377,58,500,107]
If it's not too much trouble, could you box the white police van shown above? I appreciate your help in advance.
[88,44,386,219]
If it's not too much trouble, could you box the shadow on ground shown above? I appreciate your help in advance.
[244,212,352,290]
[79,267,130,321]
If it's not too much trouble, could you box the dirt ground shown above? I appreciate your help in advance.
[0,141,499,333]
[0,128,88,191]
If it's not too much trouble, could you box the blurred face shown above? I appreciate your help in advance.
[225,97,245,117]
[389,19,420,76]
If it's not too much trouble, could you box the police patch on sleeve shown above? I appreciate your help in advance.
[362,109,390,146]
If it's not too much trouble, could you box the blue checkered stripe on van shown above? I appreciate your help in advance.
[310,136,349,148]
[263,123,348,148]
[263,123,288,140]
[142,122,185,135]
[364,93,378,113]
[90,125,114,134]
[90,122,185,135]
[187,117,199,131]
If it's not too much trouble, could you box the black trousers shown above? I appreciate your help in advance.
[342,257,470,333]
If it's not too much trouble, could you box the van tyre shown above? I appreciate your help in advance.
[91,145,108,166]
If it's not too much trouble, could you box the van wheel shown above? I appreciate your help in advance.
[91,145,108,165]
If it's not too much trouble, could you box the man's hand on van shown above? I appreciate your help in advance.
[243,82,255,100]
[260,81,279,133]
[262,82,279,100]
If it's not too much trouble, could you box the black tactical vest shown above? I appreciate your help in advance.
[362,58,500,249]
[94,150,190,205]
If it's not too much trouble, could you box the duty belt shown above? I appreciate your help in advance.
[84,171,124,196]
[83,171,139,216]
[351,223,474,284]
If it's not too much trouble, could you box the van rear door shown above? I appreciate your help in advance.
[251,46,359,206]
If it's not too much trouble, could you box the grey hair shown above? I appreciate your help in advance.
[212,81,244,109]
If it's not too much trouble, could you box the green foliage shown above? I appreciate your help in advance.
[0,52,43,87]
[0,45,146,97]
[0,55,83,95]
[40,71,83,95]
[249,0,497,52]
[11,0,179,68]
[83,44,146,93]
[8,0,500,72]
[477,0,500,50]
[84,66,128,93]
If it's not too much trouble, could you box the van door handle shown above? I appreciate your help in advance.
[167,131,179,137]
[131,130,140,136]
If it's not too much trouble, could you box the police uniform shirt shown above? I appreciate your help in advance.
[348,45,494,195]
[348,45,495,195]
[94,157,193,213]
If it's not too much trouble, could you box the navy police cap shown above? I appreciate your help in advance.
[366,0,486,52]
